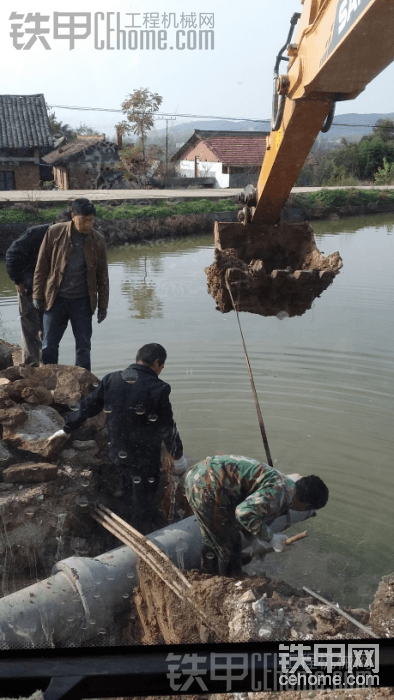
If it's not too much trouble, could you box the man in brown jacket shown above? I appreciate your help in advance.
[33,198,109,371]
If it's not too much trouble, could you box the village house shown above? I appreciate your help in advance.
[171,130,269,188]
[42,135,121,190]
[0,94,54,190]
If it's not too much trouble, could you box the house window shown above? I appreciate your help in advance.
[0,171,15,190]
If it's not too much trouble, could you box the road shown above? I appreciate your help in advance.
[0,185,394,203]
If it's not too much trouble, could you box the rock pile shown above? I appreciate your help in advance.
[0,355,188,596]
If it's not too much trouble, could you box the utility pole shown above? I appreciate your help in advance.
[155,116,176,188]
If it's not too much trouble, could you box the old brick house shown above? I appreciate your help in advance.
[0,94,54,190]
[171,130,269,188]
[43,135,121,190]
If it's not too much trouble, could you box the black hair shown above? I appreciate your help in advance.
[55,209,72,223]
[295,475,329,509]
[71,198,96,216]
[136,343,167,366]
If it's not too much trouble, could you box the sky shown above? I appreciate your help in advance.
[1,0,394,139]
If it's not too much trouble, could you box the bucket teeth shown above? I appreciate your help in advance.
[205,220,343,317]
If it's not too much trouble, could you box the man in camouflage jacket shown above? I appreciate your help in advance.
[185,454,329,576]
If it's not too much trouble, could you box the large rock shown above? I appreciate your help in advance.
[0,364,99,407]
[2,404,65,458]
[3,462,58,483]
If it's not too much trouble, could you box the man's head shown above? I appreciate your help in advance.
[55,209,72,224]
[136,343,167,375]
[293,475,329,511]
[71,198,96,234]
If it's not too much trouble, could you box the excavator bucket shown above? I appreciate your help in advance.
[205,220,342,317]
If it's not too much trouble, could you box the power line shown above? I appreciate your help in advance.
[47,104,394,128]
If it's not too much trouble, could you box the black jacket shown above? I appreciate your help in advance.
[5,223,52,296]
[63,363,183,466]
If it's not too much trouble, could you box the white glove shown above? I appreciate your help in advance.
[269,533,288,552]
[48,429,67,441]
[47,429,68,446]
[172,455,188,474]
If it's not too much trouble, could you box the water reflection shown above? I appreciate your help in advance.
[0,217,393,608]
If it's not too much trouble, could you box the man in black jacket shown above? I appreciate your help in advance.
[60,343,185,534]
[5,210,72,366]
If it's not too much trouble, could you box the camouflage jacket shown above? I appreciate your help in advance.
[188,455,296,541]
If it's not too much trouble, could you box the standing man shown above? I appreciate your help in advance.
[5,211,72,366]
[185,455,329,576]
[57,343,185,534]
[32,199,109,371]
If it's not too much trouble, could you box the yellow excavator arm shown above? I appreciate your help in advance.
[253,0,394,224]
[205,0,394,317]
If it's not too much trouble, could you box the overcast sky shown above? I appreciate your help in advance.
[1,0,394,138]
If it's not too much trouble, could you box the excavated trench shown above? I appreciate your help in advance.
[0,342,393,664]
[205,221,343,317]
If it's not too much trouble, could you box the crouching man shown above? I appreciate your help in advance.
[55,343,185,534]
[185,454,329,577]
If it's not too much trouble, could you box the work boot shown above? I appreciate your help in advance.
[218,552,243,578]
[201,544,219,575]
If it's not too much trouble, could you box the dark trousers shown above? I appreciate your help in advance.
[42,296,93,371]
[18,293,43,366]
[114,451,161,535]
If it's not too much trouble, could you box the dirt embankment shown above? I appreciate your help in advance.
[0,342,189,596]
[126,568,394,646]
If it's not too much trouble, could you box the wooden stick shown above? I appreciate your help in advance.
[97,504,191,588]
[91,509,186,600]
[92,505,227,641]
[286,530,308,545]
[303,586,378,638]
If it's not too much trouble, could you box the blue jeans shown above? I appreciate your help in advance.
[42,296,93,371]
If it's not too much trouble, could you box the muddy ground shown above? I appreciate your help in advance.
[126,568,394,646]
[0,342,393,678]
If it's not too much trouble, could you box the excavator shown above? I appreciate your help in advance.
[206,0,394,316]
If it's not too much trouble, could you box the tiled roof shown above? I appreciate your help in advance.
[0,94,53,149]
[172,130,269,166]
[42,135,116,165]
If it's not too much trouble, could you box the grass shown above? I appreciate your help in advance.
[0,198,238,225]
[290,187,394,210]
[1,189,394,225]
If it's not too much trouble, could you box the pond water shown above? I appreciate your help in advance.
[0,212,393,608]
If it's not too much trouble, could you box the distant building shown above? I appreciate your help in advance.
[171,130,269,188]
[0,94,53,190]
[43,135,121,190]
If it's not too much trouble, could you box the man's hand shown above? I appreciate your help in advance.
[15,283,24,295]
[32,298,45,313]
[269,533,289,552]
[97,308,107,324]
[251,538,272,560]
[172,455,188,475]
[46,429,69,450]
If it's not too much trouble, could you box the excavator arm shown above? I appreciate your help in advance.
[206,0,394,317]
[253,0,394,225]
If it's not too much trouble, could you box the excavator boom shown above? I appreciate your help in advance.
[255,0,394,224]
[206,0,394,316]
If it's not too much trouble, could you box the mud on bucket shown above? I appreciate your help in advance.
[205,220,343,317]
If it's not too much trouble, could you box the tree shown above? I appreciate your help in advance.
[120,88,163,180]
[74,123,101,136]
[47,109,76,141]
[374,157,394,185]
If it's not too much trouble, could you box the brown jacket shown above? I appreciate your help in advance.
[32,221,109,313]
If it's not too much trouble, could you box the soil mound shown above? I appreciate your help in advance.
[205,221,342,317]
